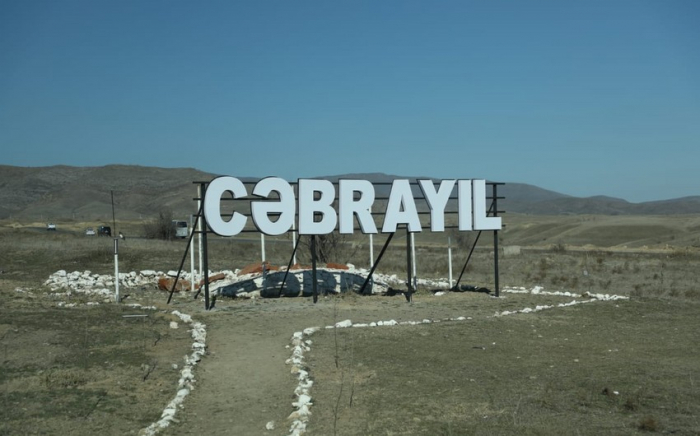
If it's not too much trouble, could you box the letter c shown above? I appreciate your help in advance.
[203,176,248,236]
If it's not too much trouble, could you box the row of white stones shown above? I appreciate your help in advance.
[496,286,629,316]
[283,315,470,436]
[280,286,630,435]
[502,285,630,301]
[139,310,207,435]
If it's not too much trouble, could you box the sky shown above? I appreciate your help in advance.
[1,1,698,203]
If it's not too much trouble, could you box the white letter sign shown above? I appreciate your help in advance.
[251,177,295,235]
[203,176,502,236]
[298,179,338,235]
[382,179,421,233]
[472,179,502,230]
[419,179,455,232]
[203,176,248,237]
[458,179,473,231]
[338,179,377,234]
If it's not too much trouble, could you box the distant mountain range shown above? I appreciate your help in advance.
[1,165,699,221]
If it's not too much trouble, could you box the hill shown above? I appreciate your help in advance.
[0,165,214,221]
[0,165,699,221]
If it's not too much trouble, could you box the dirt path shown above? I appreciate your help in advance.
[160,293,477,436]
[163,298,336,436]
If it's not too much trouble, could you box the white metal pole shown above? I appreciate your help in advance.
[261,233,266,263]
[448,236,453,288]
[197,185,204,279]
[369,206,374,268]
[411,232,417,287]
[292,221,297,265]
[114,238,120,303]
[190,215,195,291]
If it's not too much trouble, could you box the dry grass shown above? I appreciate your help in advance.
[0,302,192,435]
[305,297,700,435]
[1,214,700,435]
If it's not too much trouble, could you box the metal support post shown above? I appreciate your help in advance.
[406,227,413,302]
[369,206,374,268]
[190,214,195,291]
[169,202,203,305]
[359,233,395,295]
[114,238,119,303]
[411,232,417,288]
[202,212,210,309]
[448,236,453,288]
[279,235,302,294]
[111,190,119,303]
[197,185,204,285]
[311,235,318,303]
[261,233,266,263]
[454,231,481,290]
[453,201,497,290]
[493,184,500,297]
[291,221,297,265]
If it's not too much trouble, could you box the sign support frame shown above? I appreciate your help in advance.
[167,179,504,309]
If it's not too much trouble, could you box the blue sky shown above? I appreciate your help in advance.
[1,1,698,202]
